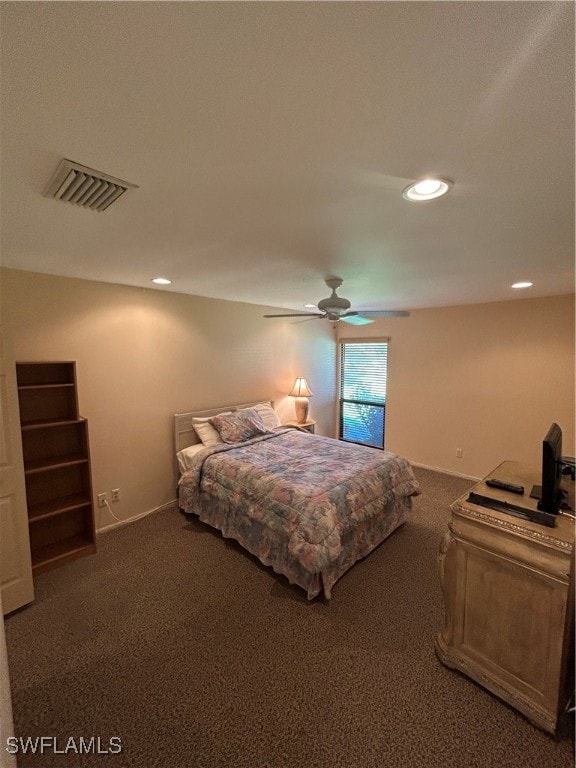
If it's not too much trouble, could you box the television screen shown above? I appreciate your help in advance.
[536,423,563,514]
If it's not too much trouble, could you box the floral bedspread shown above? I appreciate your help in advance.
[179,429,420,575]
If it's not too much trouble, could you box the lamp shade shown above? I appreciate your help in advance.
[289,377,313,398]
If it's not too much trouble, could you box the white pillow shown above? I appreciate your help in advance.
[176,444,206,473]
[192,412,232,447]
[241,403,281,431]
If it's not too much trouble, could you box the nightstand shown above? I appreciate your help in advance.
[283,420,316,434]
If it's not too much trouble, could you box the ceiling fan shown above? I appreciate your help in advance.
[263,278,410,325]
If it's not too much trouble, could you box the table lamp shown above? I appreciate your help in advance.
[289,377,313,423]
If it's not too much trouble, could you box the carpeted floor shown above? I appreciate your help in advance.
[4,467,574,767]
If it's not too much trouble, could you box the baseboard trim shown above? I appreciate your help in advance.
[410,461,480,482]
[97,498,178,535]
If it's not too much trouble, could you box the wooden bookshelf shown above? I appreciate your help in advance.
[16,362,96,574]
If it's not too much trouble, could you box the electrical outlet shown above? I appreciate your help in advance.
[456,448,463,458]
[111,488,120,503]
[97,493,108,507]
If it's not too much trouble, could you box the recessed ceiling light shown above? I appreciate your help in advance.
[403,178,452,201]
[304,303,317,309]
[511,281,533,289]
[151,277,172,285]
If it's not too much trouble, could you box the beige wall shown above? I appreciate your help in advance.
[3,268,574,529]
[339,294,575,479]
[1,269,337,530]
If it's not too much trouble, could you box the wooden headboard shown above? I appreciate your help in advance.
[174,401,274,454]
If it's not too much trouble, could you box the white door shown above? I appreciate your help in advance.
[0,590,17,768]
[0,330,34,614]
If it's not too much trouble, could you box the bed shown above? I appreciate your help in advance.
[175,401,420,600]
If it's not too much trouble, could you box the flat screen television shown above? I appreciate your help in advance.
[531,423,564,514]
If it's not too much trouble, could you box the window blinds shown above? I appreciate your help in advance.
[339,340,389,448]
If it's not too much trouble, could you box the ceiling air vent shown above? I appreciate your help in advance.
[44,159,138,212]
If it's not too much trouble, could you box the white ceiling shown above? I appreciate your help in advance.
[1,1,574,314]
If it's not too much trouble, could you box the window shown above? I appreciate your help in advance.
[339,339,389,449]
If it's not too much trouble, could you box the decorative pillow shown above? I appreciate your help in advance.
[192,412,232,447]
[240,403,281,431]
[176,444,205,473]
[210,408,268,444]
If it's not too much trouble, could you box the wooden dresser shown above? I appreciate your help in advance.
[435,461,575,734]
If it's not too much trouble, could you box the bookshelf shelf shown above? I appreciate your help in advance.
[16,362,96,574]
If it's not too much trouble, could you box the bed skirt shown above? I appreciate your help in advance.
[179,490,413,600]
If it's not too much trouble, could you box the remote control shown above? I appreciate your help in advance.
[485,478,524,495]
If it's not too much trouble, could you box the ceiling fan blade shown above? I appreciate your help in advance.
[263,312,323,318]
[356,310,411,318]
[292,315,325,323]
[341,315,374,326]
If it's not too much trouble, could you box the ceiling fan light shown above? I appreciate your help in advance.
[403,178,452,201]
[319,305,348,317]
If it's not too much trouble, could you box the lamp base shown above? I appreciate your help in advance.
[294,397,310,423]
